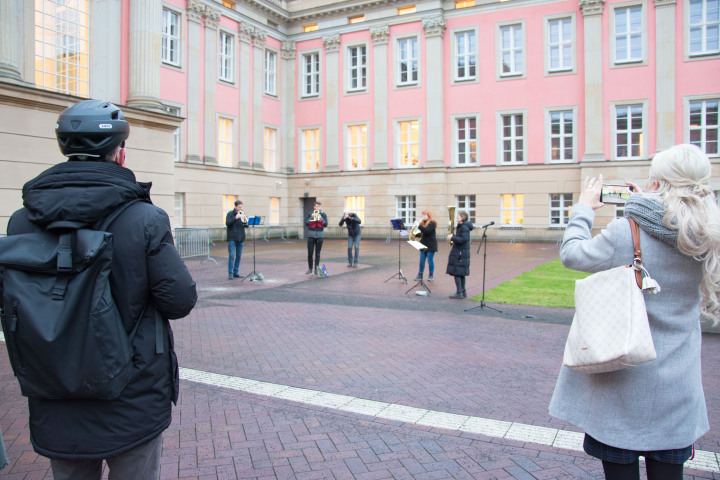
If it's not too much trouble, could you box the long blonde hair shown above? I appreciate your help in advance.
[649,144,720,320]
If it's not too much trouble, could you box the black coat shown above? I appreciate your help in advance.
[417,221,438,252]
[446,221,474,276]
[338,214,362,237]
[226,209,247,242]
[6,161,197,460]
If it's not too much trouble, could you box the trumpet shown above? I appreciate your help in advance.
[312,209,322,221]
[238,211,248,224]
[447,205,456,245]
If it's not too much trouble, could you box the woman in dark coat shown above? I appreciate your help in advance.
[446,210,474,299]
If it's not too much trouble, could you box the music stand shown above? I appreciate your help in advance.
[240,215,264,283]
[385,219,407,284]
[465,223,501,313]
[405,240,430,295]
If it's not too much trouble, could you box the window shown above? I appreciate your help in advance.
[217,117,234,166]
[397,120,420,167]
[499,24,524,76]
[455,116,478,166]
[35,0,90,96]
[548,109,575,162]
[222,195,237,223]
[218,31,234,82]
[398,5,416,15]
[264,50,276,95]
[269,197,280,225]
[345,196,365,222]
[501,194,524,226]
[264,127,277,171]
[689,99,719,155]
[689,0,720,56]
[349,15,365,24]
[164,106,182,162]
[547,17,573,72]
[301,128,320,171]
[454,30,477,81]
[549,193,572,226]
[222,0,236,8]
[456,195,477,223]
[499,112,525,164]
[174,193,185,228]
[613,5,644,64]
[347,124,368,169]
[397,37,419,86]
[613,104,645,159]
[301,52,320,97]
[347,45,367,92]
[396,196,417,224]
[303,23,318,32]
[162,8,180,66]
[456,0,475,7]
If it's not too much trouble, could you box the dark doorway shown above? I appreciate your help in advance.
[302,197,316,237]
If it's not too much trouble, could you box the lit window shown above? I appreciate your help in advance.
[500,24,524,76]
[162,8,180,66]
[549,110,574,162]
[301,128,320,172]
[265,50,277,95]
[398,5,416,15]
[345,197,365,222]
[347,45,367,91]
[689,99,719,155]
[396,196,417,224]
[269,197,280,225]
[501,113,524,164]
[501,194,524,226]
[264,127,277,171]
[397,37,419,86]
[222,0,236,8]
[217,117,234,166]
[614,6,643,63]
[349,15,365,24]
[456,195,477,223]
[615,104,644,159]
[222,195,237,223]
[549,193,572,226]
[455,117,478,166]
[456,0,475,8]
[548,18,573,71]
[303,23,318,32]
[398,120,419,167]
[689,0,720,55]
[302,52,320,97]
[347,125,368,169]
[34,0,89,97]
[455,30,477,81]
[218,31,234,82]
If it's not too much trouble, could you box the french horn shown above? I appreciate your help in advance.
[410,221,422,241]
[447,206,456,245]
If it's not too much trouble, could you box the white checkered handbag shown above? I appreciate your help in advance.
[562,219,659,374]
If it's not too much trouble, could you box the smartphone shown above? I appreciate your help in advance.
[601,184,634,204]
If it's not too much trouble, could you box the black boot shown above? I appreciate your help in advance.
[449,291,464,299]
[461,289,467,298]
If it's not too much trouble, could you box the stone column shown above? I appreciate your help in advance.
[579,0,605,162]
[90,0,122,103]
[203,6,220,164]
[238,23,253,168]
[0,0,28,84]
[654,0,677,152]
[423,16,446,167]
[371,26,390,170]
[127,0,163,111]
[252,29,267,170]
[185,1,204,162]
[281,41,297,173]
[323,34,341,172]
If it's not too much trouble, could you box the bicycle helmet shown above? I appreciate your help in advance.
[55,99,130,157]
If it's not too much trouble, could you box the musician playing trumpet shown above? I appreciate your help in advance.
[446,210,474,299]
[225,199,248,280]
[412,210,438,282]
[305,201,328,275]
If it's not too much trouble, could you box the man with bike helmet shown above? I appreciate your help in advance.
[5,99,197,479]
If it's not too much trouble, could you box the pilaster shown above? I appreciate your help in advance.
[238,23,253,168]
[185,0,204,162]
[654,0,677,152]
[127,0,164,112]
[252,29,267,170]
[203,6,220,165]
[281,41,297,173]
[580,0,606,162]
[324,35,341,172]
[0,0,29,85]
[90,0,122,103]
[423,16,446,167]
[371,26,390,170]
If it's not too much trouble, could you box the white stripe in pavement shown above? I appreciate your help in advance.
[0,333,716,473]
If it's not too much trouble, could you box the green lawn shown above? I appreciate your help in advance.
[469,258,591,309]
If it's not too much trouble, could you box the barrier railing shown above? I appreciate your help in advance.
[174,228,217,263]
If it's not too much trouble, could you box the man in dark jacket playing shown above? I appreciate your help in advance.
[225,199,247,279]
[5,100,197,479]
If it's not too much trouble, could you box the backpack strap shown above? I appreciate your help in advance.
[96,199,145,231]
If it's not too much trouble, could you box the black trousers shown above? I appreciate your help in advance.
[307,237,323,269]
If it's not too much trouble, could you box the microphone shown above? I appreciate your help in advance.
[481,221,495,228]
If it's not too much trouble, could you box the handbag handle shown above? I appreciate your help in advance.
[628,218,643,289]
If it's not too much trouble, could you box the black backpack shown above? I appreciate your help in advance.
[0,200,143,400]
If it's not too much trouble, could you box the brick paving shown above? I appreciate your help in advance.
[1,238,719,479]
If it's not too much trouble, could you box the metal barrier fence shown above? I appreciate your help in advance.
[174,228,217,263]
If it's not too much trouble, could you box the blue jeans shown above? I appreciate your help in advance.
[419,250,435,275]
[228,240,244,276]
[347,234,361,264]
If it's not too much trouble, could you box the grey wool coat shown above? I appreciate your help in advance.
[549,203,709,451]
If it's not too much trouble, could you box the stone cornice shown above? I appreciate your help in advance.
[653,0,677,7]
[579,0,605,16]
[422,16,446,38]
[288,0,392,23]
[370,25,389,45]
[281,41,297,60]
[323,35,341,53]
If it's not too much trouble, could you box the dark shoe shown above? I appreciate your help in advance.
[228,274,233,280]
[428,275,434,282]
[353,263,358,268]
[449,292,464,299]
[233,274,243,278]
[347,262,353,267]
[462,289,467,298]
[305,269,314,275]
[414,274,422,281]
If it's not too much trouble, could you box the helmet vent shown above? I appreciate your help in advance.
[71,120,81,130]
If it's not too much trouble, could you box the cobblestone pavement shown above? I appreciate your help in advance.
[1,238,719,479]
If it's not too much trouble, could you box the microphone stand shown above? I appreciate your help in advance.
[465,224,501,313]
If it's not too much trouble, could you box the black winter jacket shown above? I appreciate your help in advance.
[226,209,247,242]
[446,221,474,276]
[338,214,361,237]
[6,161,197,460]
[418,221,438,252]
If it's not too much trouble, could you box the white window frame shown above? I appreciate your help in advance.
[453,28,478,83]
[264,49,277,96]
[218,30,234,83]
[686,0,720,58]
[683,94,720,157]
[544,14,576,74]
[610,3,647,66]
[269,197,281,225]
[264,126,278,172]
[395,118,421,168]
[451,113,480,167]
[217,116,235,167]
[174,192,185,228]
[501,194,524,226]
[300,127,321,172]
[496,109,527,165]
[396,196,417,225]
[549,193,573,227]
[346,123,368,170]
[162,7,181,67]
[164,104,183,162]
[346,43,368,92]
[496,21,526,79]
[456,195,477,223]
[301,51,321,98]
[544,106,578,163]
[610,100,649,160]
[395,35,420,87]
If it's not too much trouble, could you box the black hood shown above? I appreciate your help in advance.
[22,161,150,228]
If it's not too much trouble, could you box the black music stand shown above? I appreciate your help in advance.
[385,219,407,284]
[405,240,430,295]
[465,223,501,313]
[240,216,264,283]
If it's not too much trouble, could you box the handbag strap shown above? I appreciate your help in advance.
[628,218,643,289]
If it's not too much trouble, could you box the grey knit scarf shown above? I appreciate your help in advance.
[624,195,679,247]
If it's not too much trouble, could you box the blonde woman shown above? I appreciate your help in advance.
[550,144,720,480]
